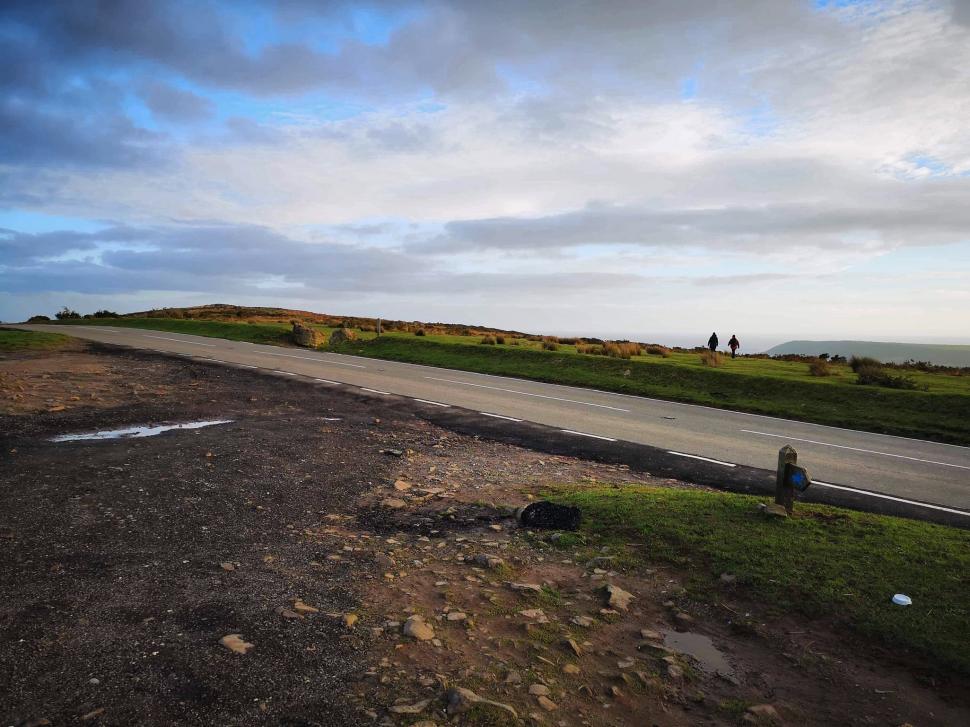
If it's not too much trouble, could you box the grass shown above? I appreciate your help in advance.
[546,484,970,674]
[41,316,970,443]
[0,327,72,351]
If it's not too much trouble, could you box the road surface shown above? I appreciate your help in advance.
[15,324,970,515]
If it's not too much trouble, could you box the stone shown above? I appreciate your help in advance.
[328,327,358,345]
[445,687,518,719]
[219,634,254,654]
[666,664,684,680]
[381,498,407,510]
[291,322,326,348]
[586,556,615,569]
[617,658,635,669]
[473,553,505,569]
[508,582,543,593]
[743,704,782,724]
[342,613,359,629]
[446,612,468,621]
[80,708,105,722]
[564,638,583,656]
[764,503,789,519]
[293,599,319,614]
[220,562,236,571]
[518,501,581,530]
[388,699,430,715]
[571,615,595,628]
[277,608,304,620]
[504,670,522,684]
[604,584,634,611]
[393,480,412,491]
[536,695,558,711]
[403,615,435,641]
[674,612,694,627]
[562,664,581,675]
[640,628,662,641]
[519,608,548,623]
[528,684,550,696]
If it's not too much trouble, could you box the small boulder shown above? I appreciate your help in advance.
[604,584,634,611]
[473,553,504,569]
[388,699,430,715]
[328,327,358,345]
[291,322,326,348]
[381,498,407,510]
[403,615,435,641]
[743,704,782,724]
[219,634,254,654]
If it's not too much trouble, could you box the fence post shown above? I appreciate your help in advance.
[776,445,798,514]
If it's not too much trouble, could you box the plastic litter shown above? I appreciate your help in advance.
[891,593,912,606]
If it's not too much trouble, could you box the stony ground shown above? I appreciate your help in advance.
[1,343,967,726]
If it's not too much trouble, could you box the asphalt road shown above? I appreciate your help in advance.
[17,324,970,515]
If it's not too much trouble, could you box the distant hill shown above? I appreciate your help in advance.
[765,340,970,367]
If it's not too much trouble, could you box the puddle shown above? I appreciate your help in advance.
[662,629,736,680]
[50,420,233,442]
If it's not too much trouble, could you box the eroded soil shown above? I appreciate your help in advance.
[1,344,967,726]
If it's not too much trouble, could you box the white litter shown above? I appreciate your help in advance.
[891,593,912,606]
[50,420,232,442]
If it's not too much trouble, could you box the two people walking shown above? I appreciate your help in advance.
[708,332,741,358]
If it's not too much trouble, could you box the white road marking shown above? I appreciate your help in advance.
[668,451,737,467]
[426,376,630,412]
[143,335,215,346]
[315,378,342,384]
[236,364,258,369]
[481,412,523,422]
[562,430,616,442]
[261,351,365,368]
[273,370,298,376]
[740,430,970,470]
[361,387,391,395]
[812,481,970,517]
[413,398,451,407]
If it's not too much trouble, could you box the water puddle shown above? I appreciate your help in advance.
[661,629,736,680]
[50,420,233,442]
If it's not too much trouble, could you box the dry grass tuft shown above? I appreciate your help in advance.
[542,340,560,351]
[700,350,721,367]
[808,359,831,377]
[480,335,497,345]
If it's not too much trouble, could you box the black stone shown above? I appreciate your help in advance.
[518,501,582,530]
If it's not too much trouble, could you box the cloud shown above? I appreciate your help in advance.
[140,81,214,122]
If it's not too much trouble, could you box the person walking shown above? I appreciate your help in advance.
[728,334,740,358]
[707,332,718,353]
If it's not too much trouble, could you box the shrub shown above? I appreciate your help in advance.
[542,335,560,344]
[27,315,51,322]
[644,344,671,357]
[415,328,426,336]
[92,309,119,318]
[481,335,497,345]
[830,354,847,364]
[699,350,721,367]
[855,364,919,390]
[558,337,578,345]
[849,355,881,373]
[55,307,81,320]
[575,344,602,355]
[808,359,831,377]
[542,340,559,351]
[495,335,506,344]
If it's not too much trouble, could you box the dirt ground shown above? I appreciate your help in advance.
[1,344,967,726]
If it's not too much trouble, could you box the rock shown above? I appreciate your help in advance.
[604,584,634,611]
[80,708,105,722]
[743,704,782,724]
[393,480,412,491]
[764,503,789,519]
[562,664,581,675]
[374,553,395,569]
[277,608,304,620]
[381,498,407,510]
[536,695,558,711]
[617,658,635,669]
[380,448,404,457]
[47,404,66,412]
[504,670,522,684]
[508,582,543,593]
[571,615,595,628]
[640,628,662,640]
[403,615,435,641]
[388,699,430,715]
[293,599,319,614]
[219,634,254,654]
[518,608,548,623]
[528,684,550,696]
[342,613,359,629]
[473,553,505,569]
[328,327,358,345]
[666,664,684,680]
[446,611,468,621]
[518,501,581,530]
[291,322,326,348]
[220,562,236,571]
[488,524,503,531]
[674,612,694,627]
[586,556,615,569]
[445,687,518,720]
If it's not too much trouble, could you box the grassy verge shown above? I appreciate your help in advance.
[0,328,72,351]
[547,484,970,674]
[42,318,970,443]
[330,336,970,444]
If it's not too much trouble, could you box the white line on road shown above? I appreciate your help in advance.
[740,430,970,470]
[236,364,258,369]
[261,351,365,368]
[413,398,451,407]
[812,481,970,516]
[425,376,630,412]
[361,388,391,395]
[144,335,215,346]
[481,412,523,422]
[273,370,298,376]
[314,378,341,384]
[668,451,737,467]
[562,430,616,442]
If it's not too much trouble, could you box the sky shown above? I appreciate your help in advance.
[2,0,970,349]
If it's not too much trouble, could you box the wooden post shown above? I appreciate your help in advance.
[376,318,382,336]
[776,445,797,513]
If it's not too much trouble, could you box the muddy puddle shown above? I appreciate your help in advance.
[50,420,233,442]
[662,628,736,680]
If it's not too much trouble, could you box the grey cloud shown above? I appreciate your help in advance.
[140,81,214,122]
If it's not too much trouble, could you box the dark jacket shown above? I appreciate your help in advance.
[728,336,740,350]
[708,333,718,349]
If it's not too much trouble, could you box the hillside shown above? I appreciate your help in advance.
[766,340,970,367]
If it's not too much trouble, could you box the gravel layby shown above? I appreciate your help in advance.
[2,344,968,726]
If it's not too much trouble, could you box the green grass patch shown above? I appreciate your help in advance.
[547,484,970,674]
[51,317,295,345]
[0,327,72,351]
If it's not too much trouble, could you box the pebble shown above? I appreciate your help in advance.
[604,584,634,611]
[403,615,435,641]
[536,695,558,711]
[529,684,550,696]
